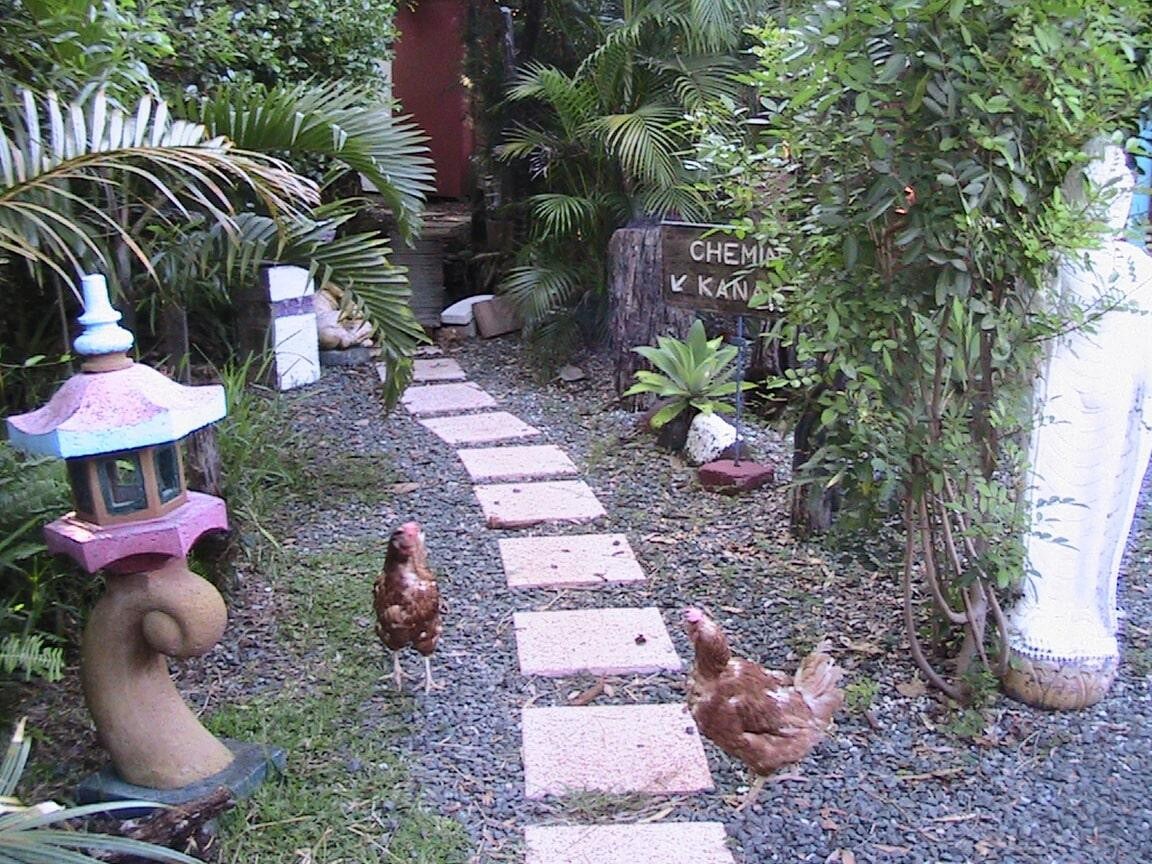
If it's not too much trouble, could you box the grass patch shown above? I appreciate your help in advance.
[210,545,470,863]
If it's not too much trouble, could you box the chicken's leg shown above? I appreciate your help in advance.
[734,774,767,813]
[423,656,435,694]
[392,653,405,692]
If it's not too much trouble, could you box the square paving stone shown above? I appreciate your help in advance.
[521,703,713,799]
[411,357,468,383]
[401,382,497,417]
[475,481,606,529]
[524,822,735,864]
[457,445,578,483]
[514,606,682,677]
[500,533,645,589]
[418,412,540,445]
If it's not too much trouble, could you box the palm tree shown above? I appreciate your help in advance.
[496,0,767,355]
[0,80,436,395]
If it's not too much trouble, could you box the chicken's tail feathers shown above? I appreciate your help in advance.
[794,652,845,723]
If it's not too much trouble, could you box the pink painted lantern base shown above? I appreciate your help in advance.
[45,491,228,574]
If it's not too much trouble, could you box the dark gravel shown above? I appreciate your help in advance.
[273,336,1152,864]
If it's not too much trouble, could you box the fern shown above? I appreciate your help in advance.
[0,634,63,683]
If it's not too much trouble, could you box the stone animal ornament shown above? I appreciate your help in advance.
[682,607,843,810]
[1005,140,1152,709]
[373,521,442,693]
[314,283,374,350]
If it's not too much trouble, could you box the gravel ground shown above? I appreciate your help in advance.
[278,337,1152,864]
[19,334,1147,863]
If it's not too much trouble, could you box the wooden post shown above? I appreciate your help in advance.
[606,226,694,409]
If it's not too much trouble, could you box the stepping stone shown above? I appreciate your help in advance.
[525,822,735,864]
[522,703,713,799]
[401,382,497,417]
[475,480,606,529]
[411,357,467,383]
[457,444,578,483]
[514,606,682,677]
[418,412,540,445]
[500,533,645,589]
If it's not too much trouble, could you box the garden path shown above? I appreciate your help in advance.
[396,352,734,863]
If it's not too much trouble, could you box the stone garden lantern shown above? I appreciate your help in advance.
[5,274,278,801]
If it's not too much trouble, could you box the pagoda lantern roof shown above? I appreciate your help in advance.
[5,274,225,459]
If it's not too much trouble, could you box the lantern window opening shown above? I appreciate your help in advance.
[99,452,148,516]
[156,443,183,505]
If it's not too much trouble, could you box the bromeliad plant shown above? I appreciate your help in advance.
[0,719,199,863]
[624,320,752,429]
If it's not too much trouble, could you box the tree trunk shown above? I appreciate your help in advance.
[606,226,694,409]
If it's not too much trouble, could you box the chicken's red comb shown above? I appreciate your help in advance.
[683,607,705,623]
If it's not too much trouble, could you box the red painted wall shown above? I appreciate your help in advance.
[393,0,474,199]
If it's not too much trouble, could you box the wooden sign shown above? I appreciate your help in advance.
[660,222,777,317]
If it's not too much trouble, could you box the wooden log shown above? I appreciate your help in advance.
[606,226,694,410]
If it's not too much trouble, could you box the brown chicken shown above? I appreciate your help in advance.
[683,607,843,809]
[374,521,442,693]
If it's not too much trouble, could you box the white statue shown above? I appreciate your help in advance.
[1005,140,1152,709]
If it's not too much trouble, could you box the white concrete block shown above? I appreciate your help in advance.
[271,313,321,390]
[440,294,494,326]
[263,265,314,303]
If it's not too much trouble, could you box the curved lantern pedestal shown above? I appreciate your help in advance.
[82,556,234,789]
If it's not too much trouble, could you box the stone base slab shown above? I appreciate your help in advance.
[525,822,735,864]
[500,533,645,589]
[514,606,682,677]
[1002,649,1118,709]
[522,704,713,799]
[76,739,285,812]
[475,480,606,529]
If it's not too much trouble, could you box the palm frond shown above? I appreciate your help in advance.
[184,81,434,241]
[587,104,684,186]
[528,193,603,238]
[0,87,317,286]
[498,261,590,324]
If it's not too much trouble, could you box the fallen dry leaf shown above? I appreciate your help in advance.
[896,678,929,698]
[388,482,422,494]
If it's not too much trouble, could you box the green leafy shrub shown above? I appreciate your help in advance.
[0,444,73,680]
[624,320,752,428]
[162,0,398,91]
[697,0,1152,699]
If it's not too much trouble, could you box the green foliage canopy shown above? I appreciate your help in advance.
[707,0,1152,697]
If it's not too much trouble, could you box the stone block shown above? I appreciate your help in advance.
[418,412,541,445]
[457,444,578,482]
[499,533,645,589]
[684,413,737,467]
[474,480,606,529]
[473,295,521,338]
[400,382,498,417]
[412,357,468,383]
[514,606,682,676]
[697,459,775,494]
[521,704,713,799]
[524,823,735,864]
